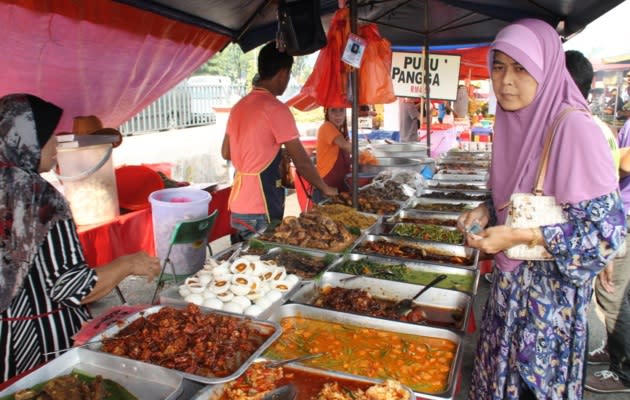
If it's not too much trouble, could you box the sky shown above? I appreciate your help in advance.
[563,0,630,61]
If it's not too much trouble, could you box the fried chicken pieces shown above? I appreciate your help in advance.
[259,211,357,252]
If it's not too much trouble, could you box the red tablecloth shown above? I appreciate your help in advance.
[78,208,155,267]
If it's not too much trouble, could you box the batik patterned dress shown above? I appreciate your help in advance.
[468,192,626,400]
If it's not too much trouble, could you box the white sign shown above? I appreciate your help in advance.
[391,52,461,100]
[342,33,367,68]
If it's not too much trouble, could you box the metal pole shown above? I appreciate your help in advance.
[423,0,431,158]
[350,0,359,208]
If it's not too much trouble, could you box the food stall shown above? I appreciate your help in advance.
[0,0,622,398]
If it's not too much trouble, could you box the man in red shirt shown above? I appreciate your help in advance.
[221,42,336,241]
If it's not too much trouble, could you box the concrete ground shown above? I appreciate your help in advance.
[84,120,623,399]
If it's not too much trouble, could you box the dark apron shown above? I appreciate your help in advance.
[323,148,351,192]
[260,150,285,221]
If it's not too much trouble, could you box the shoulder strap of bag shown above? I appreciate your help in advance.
[533,107,586,195]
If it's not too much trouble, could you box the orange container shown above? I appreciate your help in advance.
[115,165,164,210]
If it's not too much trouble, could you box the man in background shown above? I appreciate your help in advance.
[221,42,336,241]
[566,49,630,394]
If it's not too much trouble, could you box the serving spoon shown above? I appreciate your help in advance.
[393,274,448,316]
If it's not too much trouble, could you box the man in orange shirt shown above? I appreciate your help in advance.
[221,42,337,241]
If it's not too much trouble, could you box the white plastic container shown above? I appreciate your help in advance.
[149,188,211,276]
[56,144,119,226]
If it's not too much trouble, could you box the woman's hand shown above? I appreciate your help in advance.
[466,226,537,255]
[457,205,490,234]
[123,251,161,282]
[81,251,161,304]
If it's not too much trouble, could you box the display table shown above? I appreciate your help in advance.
[78,208,155,267]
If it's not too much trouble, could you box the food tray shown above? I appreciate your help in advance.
[159,271,302,320]
[441,151,491,161]
[419,188,491,201]
[387,222,464,245]
[289,271,472,332]
[435,159,490,168]
[329,253,479,295]
[0,348,183,399]
[425,179,489,191]
[86,305,281,385]
[258,246,340,280]
[407,197,482,213]
[266,304,464,400]
[386,210,461,227]
[191,362,416,400]
[352,234,479,270]
[432,170,488,182]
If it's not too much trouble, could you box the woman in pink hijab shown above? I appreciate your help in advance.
[458,19,625,399]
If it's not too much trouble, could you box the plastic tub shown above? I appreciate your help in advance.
[149,188,211,276]
[56,144,119,226]
[115,165,164,210]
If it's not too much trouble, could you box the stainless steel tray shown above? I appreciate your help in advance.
[352,234,479,270]
[426,179,489,191]
[159,282,299,320]
[440,151,491,161]
[432,170,488,182]
[419,188,491,201]
[266,304,464,400]
[386,210,461,227]
[86,305,281,385]
[258,246,340,280]
[328,253,479,295]
[0,348,183,399]
[289,271,472,332]
[435,159,490,169]
[388,222,465,245]
[407,197,482,213]
[191,362,416,400]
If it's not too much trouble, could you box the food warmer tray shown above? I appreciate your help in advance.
[407,197,482,213]
[352,234,479,270]
[318,196,403,217]
[190,362,416,400]
[368,221,466,244]
[435,159,490,168]
[257,246,341,281]
[266,304,464,400]
[385,210,461,227]
[85,305,281,385]
[328,253,479,295]
[0,348,183,400]
[425,179,489,191]
[440,151,491,161]
[158,277,301,320]
[419,188,491,201]
[288,271,472,332]
[432,170,488,182]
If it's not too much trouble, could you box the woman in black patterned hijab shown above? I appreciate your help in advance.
[0,94,160,381]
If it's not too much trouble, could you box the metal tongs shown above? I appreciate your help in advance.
[265,353,325,369]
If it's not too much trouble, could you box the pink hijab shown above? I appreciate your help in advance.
[489,19,618,272]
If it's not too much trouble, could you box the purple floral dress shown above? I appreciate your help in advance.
[468,192,626,400]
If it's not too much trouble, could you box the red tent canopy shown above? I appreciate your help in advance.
[0,0,229,131]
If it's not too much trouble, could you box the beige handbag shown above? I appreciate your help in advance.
[504,108,581,260]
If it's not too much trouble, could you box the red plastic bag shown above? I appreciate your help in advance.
[292,8,351,110]
[358,24,396,105]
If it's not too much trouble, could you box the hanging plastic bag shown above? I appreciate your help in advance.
[290,8,351,110]
[358,24,396,105]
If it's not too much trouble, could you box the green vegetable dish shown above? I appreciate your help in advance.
[2,370,138,400]
[391,223,464,244]
[334,259,475,294]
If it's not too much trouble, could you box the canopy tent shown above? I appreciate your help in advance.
[2,0,624,130]
[0,0,229,131]
[115,0,623,51]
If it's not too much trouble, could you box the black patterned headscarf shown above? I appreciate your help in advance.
[0,94,70,312]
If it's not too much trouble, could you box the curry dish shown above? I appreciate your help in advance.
[265,317,456,394]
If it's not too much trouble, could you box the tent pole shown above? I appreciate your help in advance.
[423,0,431,158]
[350,0,359,209]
